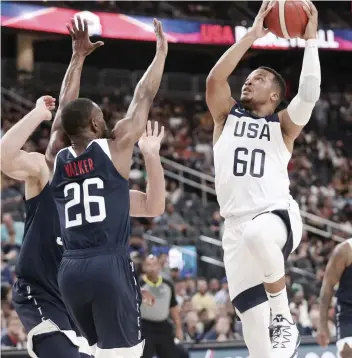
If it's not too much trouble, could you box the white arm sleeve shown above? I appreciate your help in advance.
[287,39,321,126]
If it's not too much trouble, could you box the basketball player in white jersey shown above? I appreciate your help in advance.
[206,1,320,358]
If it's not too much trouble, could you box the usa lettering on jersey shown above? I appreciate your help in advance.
[234,120,270,141]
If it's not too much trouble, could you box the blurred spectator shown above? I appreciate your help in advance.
[154,202,196,237]
[215,277,229,304]
[1,213,24,249]
[183,311,202,342]
[166,181,183,205]
[205,316,234,342]
[1,313,26,349]
[1,175,24,222]
[208,278,220,295]
[289,291,311,332]
[191,278,217,320]
[1,257,14,287]
[210,211,223,237]
[175,280,187,305]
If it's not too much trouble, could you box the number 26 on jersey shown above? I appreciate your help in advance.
[64,177,106,228]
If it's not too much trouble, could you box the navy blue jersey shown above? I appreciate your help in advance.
[15,183,62,300]
[51,139,130,251]
[336,263,352,308]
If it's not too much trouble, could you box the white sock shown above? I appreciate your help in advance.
[266,287,293,322]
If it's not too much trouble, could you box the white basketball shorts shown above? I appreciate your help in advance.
[222,198,303,314]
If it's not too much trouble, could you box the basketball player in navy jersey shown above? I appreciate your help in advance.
[0,17,102,358]
[50,18,167,358]
[206,1,319,358]
[317,239,352,358]
[0,97,92,358]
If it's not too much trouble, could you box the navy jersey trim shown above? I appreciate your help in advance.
[232,284,267,314]
[230,100,279,123]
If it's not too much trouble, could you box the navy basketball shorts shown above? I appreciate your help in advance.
[58,247,144,358]
[336,304,352,357]
[13,278,91,358]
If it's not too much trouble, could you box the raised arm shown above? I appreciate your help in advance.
[206,1,273,128]
[130,121,165,217]
[111,19,167,146]
[45,16,104,170]
[1,96,55,182]
[317,242,348,347]
[278,1,320,150]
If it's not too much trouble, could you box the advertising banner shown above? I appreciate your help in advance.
[2,2,352,50]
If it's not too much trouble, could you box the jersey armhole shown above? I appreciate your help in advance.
[24,182,50,205]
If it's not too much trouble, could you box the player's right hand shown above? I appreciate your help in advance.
[316,325,330,347]
[66,16,104,57]
[249,1,275,39]
[153,18,168,56]
[36,96,56,120]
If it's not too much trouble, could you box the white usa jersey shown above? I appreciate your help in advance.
[214,102,292,219]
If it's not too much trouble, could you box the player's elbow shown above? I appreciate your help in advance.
[206,73,218,89]
[146,200,165,217]
[0,146,12,171]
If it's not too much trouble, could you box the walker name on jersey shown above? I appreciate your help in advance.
[234,120,271,141]
[64,158,95,178]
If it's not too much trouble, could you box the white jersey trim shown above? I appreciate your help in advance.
[91,138,112,160]
[67,146,77,158]
[26,319,91,358]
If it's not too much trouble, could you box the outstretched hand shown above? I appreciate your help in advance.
[249,1,275,39]
[153,18,168,56]
[66,16,104,57]
[302,0,318,40]
[138,120,165,156]
[36,96,56,120]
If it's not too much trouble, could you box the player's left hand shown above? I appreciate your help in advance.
[66,16,104,57]
[153,18,168,56]
[36,96,56,120]
[141,289,155,306]
[138,121,165,155]
[302,0,318,40]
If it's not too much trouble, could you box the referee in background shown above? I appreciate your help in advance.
[140,255,184,358]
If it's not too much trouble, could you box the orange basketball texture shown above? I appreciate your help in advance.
[264,1,309,39]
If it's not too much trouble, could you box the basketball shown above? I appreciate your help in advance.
[264,0,310,39]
